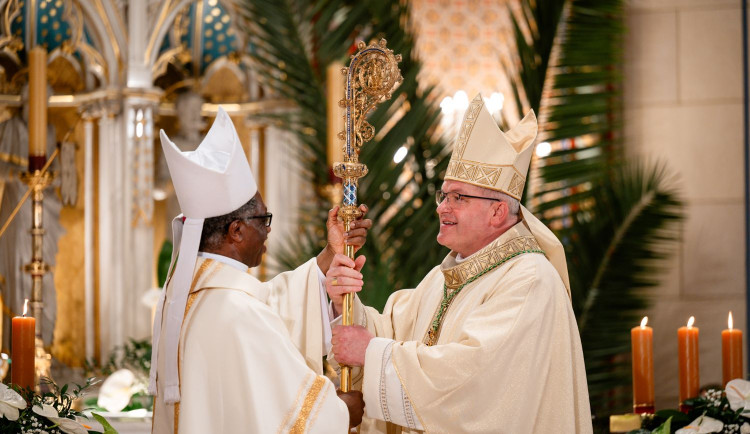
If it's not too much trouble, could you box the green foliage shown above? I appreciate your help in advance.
[503,0,565,116]
[239,0,450,306]
[650,416,671,434]
[88,338,154,412]
[507,0,684,418]
[635,389,748,433]
[0,377,117,434]
[100,338,152,379]
[241,0,685,423]
[92,413,119,434]
[157,240,173,288]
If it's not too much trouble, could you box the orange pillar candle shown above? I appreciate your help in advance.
[678,316,700,409]
[27,46,47,171]
[722,311,743,387]
[11,299,35,391]
[631,316,654,414]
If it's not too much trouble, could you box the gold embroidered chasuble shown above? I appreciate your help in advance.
[345,222,592,434]
[152,257,349,434]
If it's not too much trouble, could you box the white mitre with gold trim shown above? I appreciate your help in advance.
[445,94,536,200]
[148,106,257,404]
[445,94,571,295]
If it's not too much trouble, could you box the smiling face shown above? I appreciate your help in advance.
[436,180,508,258]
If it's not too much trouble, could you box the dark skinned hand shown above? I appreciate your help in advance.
[336,389,365,428]
[317,204,372,274]
[327,204,372,255]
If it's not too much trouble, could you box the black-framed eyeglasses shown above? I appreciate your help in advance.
[435,191,501,206]
[241,213,273,227]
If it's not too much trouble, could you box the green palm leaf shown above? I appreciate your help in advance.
[507,0,685,420]
[239,0,450,305]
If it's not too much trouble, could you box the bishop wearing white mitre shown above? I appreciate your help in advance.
[326,95,593,433]
[150,107,365,434]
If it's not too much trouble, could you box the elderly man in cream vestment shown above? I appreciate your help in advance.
[150,107,366,434]
[326,94,592,433]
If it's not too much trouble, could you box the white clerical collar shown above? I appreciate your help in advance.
[197,251,249,272]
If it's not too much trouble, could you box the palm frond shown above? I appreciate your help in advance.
[507,0,685,419]
[572,162,683,411]
[240,0,451,306]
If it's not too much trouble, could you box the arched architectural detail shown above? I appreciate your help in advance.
[145,0,194,69]
[74,0,125,86]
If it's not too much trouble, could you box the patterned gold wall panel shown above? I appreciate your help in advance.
[411,0,516,113]
[51,108,86,367]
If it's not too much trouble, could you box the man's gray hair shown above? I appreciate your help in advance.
[199,197,260,251]
[479,186,520,216]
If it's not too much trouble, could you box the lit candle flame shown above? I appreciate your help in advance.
[22,299,29,317]
[640,316,648,328]
[687,316,695,328]
[729,311,734,330]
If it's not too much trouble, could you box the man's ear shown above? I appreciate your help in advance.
[227,220,244,243]
[491,201,508,227]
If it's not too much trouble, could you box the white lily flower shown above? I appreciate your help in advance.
[0,383,26,421]
[32,403,59,419]
[54,416,90,434]
[32,403,89,434]
[98,368,136,412]
[675,415,724,434]
[727,379,750,415]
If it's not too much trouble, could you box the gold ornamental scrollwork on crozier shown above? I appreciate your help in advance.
[339,39,403,165]
[335,38,402,393]
[332,162,368,180]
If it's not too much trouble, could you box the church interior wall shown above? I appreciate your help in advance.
[0,0,745,415]
[410,0,748,410]
[623,0,745,408]
[50,107,87,367]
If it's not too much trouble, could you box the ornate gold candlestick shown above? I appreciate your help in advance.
[19,168,54,384]
[334,39,402,391]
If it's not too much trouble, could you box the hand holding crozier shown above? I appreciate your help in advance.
[326,204,372,254]
[331,324,373,367]
[326,253,366,317]
[336,389,365,428]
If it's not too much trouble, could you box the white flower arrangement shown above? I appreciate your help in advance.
[0,383,26,420]
[0,378,118,434]
[727,380,750,417]
[675,415,724,434]
[637,380,750,434]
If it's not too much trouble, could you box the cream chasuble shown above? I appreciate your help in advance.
[338,222,592,434]
[152,257,349,434]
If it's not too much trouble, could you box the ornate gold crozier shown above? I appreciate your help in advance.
[334,39,402,392]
